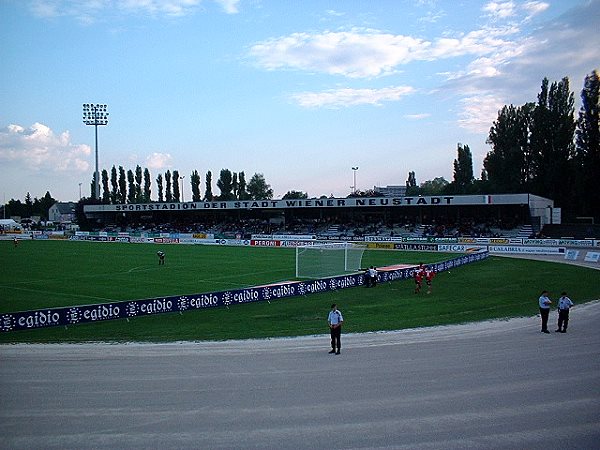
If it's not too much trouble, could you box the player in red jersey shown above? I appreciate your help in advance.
[425,266,436,294]
[414,263,425,294]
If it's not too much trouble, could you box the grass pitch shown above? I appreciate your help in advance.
[1,240,599,343]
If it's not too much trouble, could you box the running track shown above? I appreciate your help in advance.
[1,299,599,449]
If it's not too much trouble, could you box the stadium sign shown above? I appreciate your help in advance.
[1,252,488,333]
[488,245,565,255]
[84,194,545,214]
[85,197,457,213]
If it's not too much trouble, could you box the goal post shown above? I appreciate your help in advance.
[295,242,366,279]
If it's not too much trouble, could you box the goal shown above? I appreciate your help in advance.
[295,242,366,279]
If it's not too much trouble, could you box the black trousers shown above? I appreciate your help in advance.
[330,326,341,350]
[558,309,570,331]
[540,307,550,331]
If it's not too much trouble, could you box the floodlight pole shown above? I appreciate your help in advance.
[83,103,109,200]
[352,166,359,194]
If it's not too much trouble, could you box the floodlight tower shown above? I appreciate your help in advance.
[352,166,359,194]
[82,103,109,200]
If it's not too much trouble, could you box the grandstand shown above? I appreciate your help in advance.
[83,193,554,240]
[541,224,600,240]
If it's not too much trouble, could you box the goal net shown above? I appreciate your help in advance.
[295,242,366,279]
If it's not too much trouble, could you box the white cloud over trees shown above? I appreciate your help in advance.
[0,123,91,172]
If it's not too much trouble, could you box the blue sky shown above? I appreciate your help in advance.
[1,0,598,202]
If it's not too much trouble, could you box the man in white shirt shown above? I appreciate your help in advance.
[556,291,574,333]
[368,266,378,287]
[538,290,552,333]
[157,251,165,265]
[327,304,344,355]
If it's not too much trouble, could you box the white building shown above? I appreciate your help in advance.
[0,219,21,231]
[48,202,76,224]
[373,185,407,197]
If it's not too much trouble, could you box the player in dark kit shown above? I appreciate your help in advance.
[157,251,165,265]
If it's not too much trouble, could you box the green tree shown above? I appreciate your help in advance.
[89,173,97,201]
[191,170,201,201]
[575,70,600,219]
[127,170,136,203]
[449,143,474,194]
[110,166,118,203]
[247,173,273,200]
[134,165,143,203]
[143,168,151,202]
[216,169,234,200]
[204,171,213,201]
[74,197,99,231]
[406,171,418,195]
[38,192,56,220]
[6,198,24,218]
[118,166,127,203]
[530,77,576,208]
[238,171,249,200]
[156,174,164,202]
[348,189,384,198]
[165,170,172,202]
[282,190,308,199]
[419,177,449,195]
[172,170,180,202]
[101,169,110,203]
[484,103,535,193]
[232,172,239,199]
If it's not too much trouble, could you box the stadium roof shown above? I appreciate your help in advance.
[84,193,552,214]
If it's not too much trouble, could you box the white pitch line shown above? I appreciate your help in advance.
[2,285,115,302]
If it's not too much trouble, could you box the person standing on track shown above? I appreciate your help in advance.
[556,291,574,333]
[538,290,552,333]
[328,304,343,355]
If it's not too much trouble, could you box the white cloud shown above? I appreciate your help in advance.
[418,9,446,24]
[457,95,506,134]
[145,152,173,169]
[250,27,522,79]
[214,0,239,14]
[483,1,549,22]
[521,1,549,19]
[482,1,516,20]
[250,31,429,78]
[447,0,600,114]
[0,122,91,172]
[291,86,414,108]
[29,0,61,18]
[325,10,345,17]
[28,0,237,21]
[403,113,431,120]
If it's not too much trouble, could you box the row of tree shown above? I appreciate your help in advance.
[405,70,599,220]
[3,192,56,220]
[90,167,276,203]
[5,71,597,222]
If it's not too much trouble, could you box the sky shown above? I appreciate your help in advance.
[1,0,599,203]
